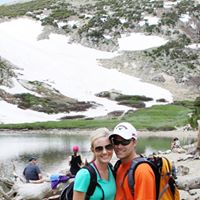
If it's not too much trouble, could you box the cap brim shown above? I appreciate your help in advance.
[109,133,131,140]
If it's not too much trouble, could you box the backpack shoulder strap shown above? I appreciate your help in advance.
[127,157,148,194]
[160,157,177,198]
[114,160,121,172]
[83,164,105,200]
[128,156,159,196]
[108,162,115,178]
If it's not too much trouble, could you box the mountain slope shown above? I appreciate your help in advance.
[0,0,199,123]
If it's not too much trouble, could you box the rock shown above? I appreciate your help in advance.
[151,74,166,82]
[107,110,124,118]
[177,165,190,176]
[60,115,85,120]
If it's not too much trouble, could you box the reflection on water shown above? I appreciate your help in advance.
[0,133,91,177]
[137,137,171,155]
[0,134,90,159]
[1,132,188,177]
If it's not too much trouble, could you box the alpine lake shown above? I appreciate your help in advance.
[0,131,193,178]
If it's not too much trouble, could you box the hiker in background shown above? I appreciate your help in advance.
[73,128,116,200]
[109,122,156,200]
[23,157,43,183]
[69,145,83,175]
[171,137,186,153]
[171,137,181,149]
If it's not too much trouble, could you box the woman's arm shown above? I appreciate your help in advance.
[73,168,91,199]
[73,191,86,200]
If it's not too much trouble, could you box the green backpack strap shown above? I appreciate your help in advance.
[83,164,105,200]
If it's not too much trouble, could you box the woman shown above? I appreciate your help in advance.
[69,145,83,175]
[73,128,116,200]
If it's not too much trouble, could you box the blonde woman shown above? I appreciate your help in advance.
[73,128,116,200]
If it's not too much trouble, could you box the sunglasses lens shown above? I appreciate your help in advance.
[112,139,120,145]
[94,144,113,152]
[122,140,132,145]
[95,146,103,152]
[112,138,132,146]
[105,144,114,150]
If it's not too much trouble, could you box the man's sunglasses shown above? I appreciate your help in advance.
[94,144,114,153]
[111,138,132,146]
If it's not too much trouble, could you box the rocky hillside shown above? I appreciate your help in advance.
[0,0,200,116]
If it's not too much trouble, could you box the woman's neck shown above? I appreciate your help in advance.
[93,160,109,180]
[94,160,107,170]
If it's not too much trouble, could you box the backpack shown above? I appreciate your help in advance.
[114,156,180,200]
[60,163,114,200]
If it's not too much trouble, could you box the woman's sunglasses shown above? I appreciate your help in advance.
[94,144,114,153]
[111,138,132,146]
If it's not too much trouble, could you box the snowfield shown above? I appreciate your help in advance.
[0,17,172,123]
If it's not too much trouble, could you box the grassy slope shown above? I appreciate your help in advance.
[0,104,192,130]
[123,104,192,130]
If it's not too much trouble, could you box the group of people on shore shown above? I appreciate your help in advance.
[23,121,181,200]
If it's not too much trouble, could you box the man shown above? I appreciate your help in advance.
[109,122,156,200]
[23,157,43,183]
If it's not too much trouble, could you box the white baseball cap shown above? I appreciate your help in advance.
[109,122,137,140]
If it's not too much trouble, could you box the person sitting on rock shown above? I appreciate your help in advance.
[23,157,43,183]
[171,137,186,153]
[171,137,181,149]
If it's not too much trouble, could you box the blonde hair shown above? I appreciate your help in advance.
[88,127,111,163]
[90,127,110,148]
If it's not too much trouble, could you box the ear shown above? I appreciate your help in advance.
[132,139,137,146]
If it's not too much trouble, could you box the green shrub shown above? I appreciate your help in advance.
[189,97,200,128]
[0,0,55,18]
[115,95,153,102]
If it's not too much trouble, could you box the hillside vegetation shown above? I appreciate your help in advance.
[0,103,195,130]
[0,0,200,129]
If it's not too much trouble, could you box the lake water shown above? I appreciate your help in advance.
[0,131,175,178]
[0,132,91,177]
